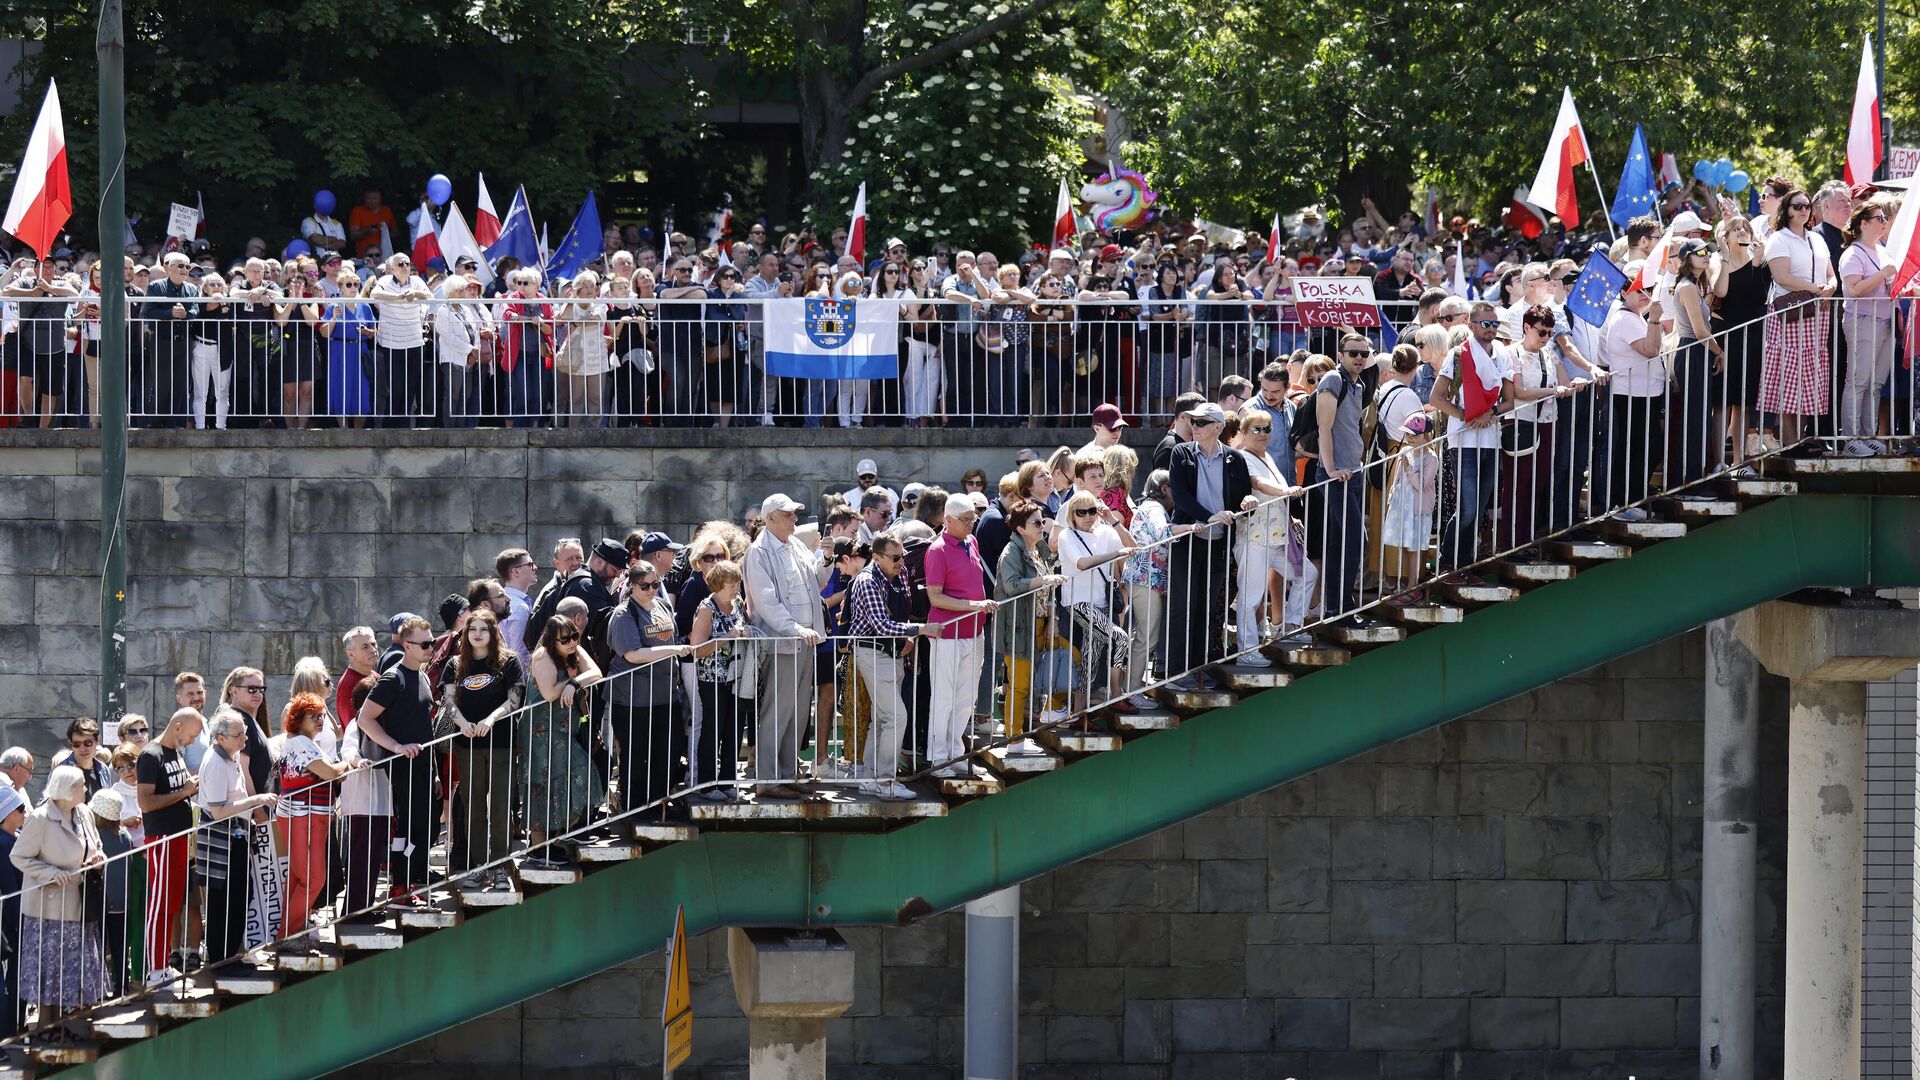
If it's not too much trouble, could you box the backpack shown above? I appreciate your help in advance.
[583,602,621,675]
[1364,382,1416,489]
[1289,364,1379,456]
[523,569,593,652]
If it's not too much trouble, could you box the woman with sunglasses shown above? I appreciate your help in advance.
[1230,403,1309,655]
[688,558,767,799]
[275,258,323,428]
[214,666,276,815]
[274,693,357,946]
[1498,305,1578,550]
[606,571,694,818]
[1057,489,1138,714]
[1759,188,1836,451]
[1839,196,1900,455]
[524,615,606,867]
[900,262,940,427]
[440,609,524,890]
[1668,239,1727,489]
[868,262,911,422]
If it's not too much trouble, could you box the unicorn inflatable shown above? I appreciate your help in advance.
[1079,167,1156,233]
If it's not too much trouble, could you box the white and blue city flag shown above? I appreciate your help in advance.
[765,297,900,379]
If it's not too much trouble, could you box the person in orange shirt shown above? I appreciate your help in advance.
[347,187,399,259]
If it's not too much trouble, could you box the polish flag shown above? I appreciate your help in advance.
[1658,153,1683,190]
[2,80,70,260]
[410,199,442,267]
[1632,232,1676,292]
[1527,87,1590,226]
[845,182,867,265]
[1845,33,1883,186]
[1422,189,1440,238]
[195,191,207,240]
[473,173,502,248]
[1052,177,1076,250]
[1503,187,1549,240]
[1881,171,1920,297]
[1267,212,1282,262]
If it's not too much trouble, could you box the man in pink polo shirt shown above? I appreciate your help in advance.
[923,492,1000,778]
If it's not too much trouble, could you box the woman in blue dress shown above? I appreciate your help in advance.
[320,271,374,424]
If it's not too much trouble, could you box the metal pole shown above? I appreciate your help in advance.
[96,0,128,727]
[1700,618,1757,1079]
[963,884,1019,1080]
[1876,4,1889,179]
[1582,154,1619,243]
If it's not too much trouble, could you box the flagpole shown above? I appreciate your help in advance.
[96,0,130,728]
[1584,155,1618,243]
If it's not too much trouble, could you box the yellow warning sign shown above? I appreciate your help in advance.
[663,905,692,1075]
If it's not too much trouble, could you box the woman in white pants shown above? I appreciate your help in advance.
[834,271,870,426]
[191,274,232,430]
[898,264,941,425]
[1233,403,1306,662]
[1838,198,1898,454]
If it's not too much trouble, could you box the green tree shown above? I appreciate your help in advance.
[4,0,707,251]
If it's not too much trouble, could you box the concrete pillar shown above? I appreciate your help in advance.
[964,885,1020,1080]
[1736,598,1920,1080]
[1700,617,1758,1079]
[727,928,855,1080]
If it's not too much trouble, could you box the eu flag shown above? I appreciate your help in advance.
[1566,252,1628,327]
[545,192,602,280]
[1609,124,1658,230]
[484,184,541,271]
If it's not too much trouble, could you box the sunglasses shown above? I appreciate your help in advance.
[557,633,580,643]
[119,726,149,737]
[1247,425,1271,434]
[240,684,266,693]
[1473,319,1500,329]
[1866,213,1888,223]
[1789,202,1811,211]
[698,552,724,564]
[1560,273,1581,285]
[634,581,661,591]
[1341,349,1370,358]
[70,739,97,749]
[1073,508,1099,517]
[403,640,432,650]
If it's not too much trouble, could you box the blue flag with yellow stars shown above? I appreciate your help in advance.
[545,192,602,280]
[1609,125,1658,230]
[1567,251,1628,327]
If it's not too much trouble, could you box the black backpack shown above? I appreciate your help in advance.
[584,602,621,675]
[523,568,593,652]
[1289,366,1378,456]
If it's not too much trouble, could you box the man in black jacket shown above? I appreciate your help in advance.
[142,253,198,426]
[1166,402,1249,687]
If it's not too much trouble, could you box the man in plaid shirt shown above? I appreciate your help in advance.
[847,536,941,800]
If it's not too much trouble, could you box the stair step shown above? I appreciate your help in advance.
[937,771,1005,799]
[1151,685,1236,712]
[1715,476,1797,500]
[457,883,524,909]
[397,898,461,930]
[1106,706,1180,733]
[149,982,221,1019]
[688,788,946,824]
[333,918,407,951]
[89,1007,158,1041]
[632,822,699,845]
[1544,538,1634,562]
[1653,496,1740,518]
[1497,560,1575,584]
[571,839,642,863]
[1603,517,1688,541]
[212,961,280,996]
[1324,621,1406,646]
[1386,601,1464,626]
[1037,727,1124,755]
[1210,661,1293,690]
[1764,453,1920,476]
[27,1040,96,1067]
[274,944,344,974]
[1435,581,1519,604]
[984,742,1061,776]
[1265,642,1350,668]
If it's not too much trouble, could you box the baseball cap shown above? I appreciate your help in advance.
[388,612,422,634]
[1048,248,1073,262]
[639,531,682,556]
[944,493,978,518]
[760,493,805,515]
[1184,401,1227,424]
[1668,211,1707,235]
[884,237,907,251]
[1092,402,1129,430]
[901,482,926,505]
[1099,244,1124,262]
[0,786,23,822]
[855,457,878,478]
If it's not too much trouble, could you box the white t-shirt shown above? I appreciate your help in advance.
[1600,306,1666,398]
[371,274,429,348]
[1763,228,1833,302]
[195,750,249,815]
[274,734,331,819]
[1437,338,1511,450]
[1376,381,1421,437]
[1059,524,1124,608]
[336,726,391,817]
[1506,345,1560,424]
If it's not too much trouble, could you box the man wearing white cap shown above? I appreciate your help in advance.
[922,493,999,777]
[842,457,898,517]
[742,493,827,798]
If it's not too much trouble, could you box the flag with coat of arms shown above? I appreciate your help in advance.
[764,298,900,379]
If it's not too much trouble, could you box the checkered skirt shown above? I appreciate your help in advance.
[1758,304,1831,416]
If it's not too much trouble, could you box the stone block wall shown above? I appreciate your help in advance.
[0,428,1124,752]
[364,630,1793,1080]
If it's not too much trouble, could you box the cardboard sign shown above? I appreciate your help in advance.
[1291,275,1381,328]
[1891,146,1920,182]
[165,202,200,241]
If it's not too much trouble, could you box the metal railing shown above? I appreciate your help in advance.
[0,294,1907,1048]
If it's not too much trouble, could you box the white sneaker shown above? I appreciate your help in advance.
[1845,439,1878,457]
[856,780,888,799]
[932,765,965,779]
[1234,651,1274,668]
[1038,708,1071,725]
[1126,693,1157,710]
[146,966,182,991]
[1613,507,1650,522]
[878,780,918,801]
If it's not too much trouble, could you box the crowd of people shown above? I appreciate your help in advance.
[0,175,1910,447]
[0,168,1914,1042]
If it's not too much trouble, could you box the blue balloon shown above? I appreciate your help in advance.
[1692,159,1713,182]
[427,174,452,207]
[1726,169,1751,193]
[313,189,336,216]
[283,239,311,260]
[1711,157,1734,186]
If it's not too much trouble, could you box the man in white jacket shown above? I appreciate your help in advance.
[741,494,826,798]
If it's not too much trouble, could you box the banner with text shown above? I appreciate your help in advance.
[1292,276,1381,328]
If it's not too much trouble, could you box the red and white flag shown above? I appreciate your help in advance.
[195,190,207,240]
[845,182,867,265]
[1882,169,1920,297]
[1503,186,1548,240]
[2,79,70,260]
[1632,232,1677,292]
[410,199,442,267]
[473,173,501,248]
[1267,212,1282,262]
[1527,87,1590,226]
[1052,177,1076,250]
[1422,189,1440,237]
[1657,153,1683,190]
[1845,33,1883,186]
